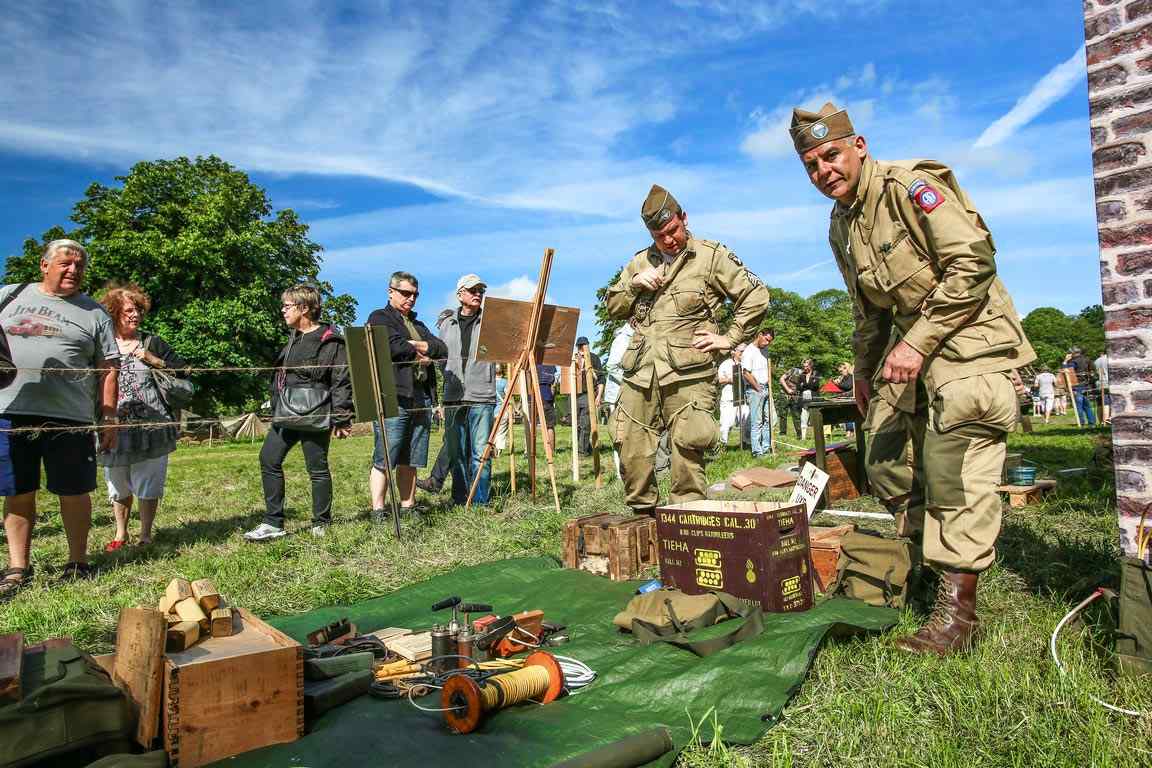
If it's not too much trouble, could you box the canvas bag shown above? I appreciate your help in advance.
[0,642,134,768]
[272,328,335,433]
[829,530,920,609]
[613,588,764,657]
[142,335,196,412]
[1116,556,1152,678]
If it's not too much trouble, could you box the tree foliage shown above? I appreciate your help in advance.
[4,156,355,412]
[1021,305,1106,369]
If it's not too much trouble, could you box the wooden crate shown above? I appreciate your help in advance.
[163,608,303,767]
[998,479,1057,508]
[809,524,855,592]
[799,444,861,502]
[563,512,658,581]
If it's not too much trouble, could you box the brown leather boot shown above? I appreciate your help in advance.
[894,569,979,656]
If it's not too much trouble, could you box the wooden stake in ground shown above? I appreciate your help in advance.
[578,341,602,488]
[1062,367,1082,427]
[765,353,776,456]
[507,376,517,494]
[364,324,403,538]
[568,364,579,481]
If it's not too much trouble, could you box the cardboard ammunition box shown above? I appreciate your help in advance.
[563,512,658,581]
[655,500,813,613]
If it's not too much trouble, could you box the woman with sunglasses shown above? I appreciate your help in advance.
[366,271,447,520]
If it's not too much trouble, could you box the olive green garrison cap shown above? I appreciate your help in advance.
[789,102,854,153]
[641,184,682,230]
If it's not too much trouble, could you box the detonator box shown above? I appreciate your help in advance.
[655,500,813,613]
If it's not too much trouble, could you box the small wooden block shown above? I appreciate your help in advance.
[0,632,24,703]
[165,578,193,606]
[166,621,200,652]
[158,593,177,614]
[192,579,221,612]
[210,607,235,637]
[174,597,209,632]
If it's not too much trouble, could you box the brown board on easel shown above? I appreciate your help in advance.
[475,297,581,367]
[345,325,400,422]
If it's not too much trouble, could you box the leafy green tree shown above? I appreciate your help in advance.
[1021,305,1105,369]
[4,156,355,412]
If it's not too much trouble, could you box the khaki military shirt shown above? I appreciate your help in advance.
[605,235,770,387]
[828,156,1035,410]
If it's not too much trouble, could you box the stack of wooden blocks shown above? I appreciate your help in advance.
[157,578,236,651]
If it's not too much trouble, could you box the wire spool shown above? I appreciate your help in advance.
[440,650,564,734]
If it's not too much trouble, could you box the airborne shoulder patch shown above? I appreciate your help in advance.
[907,178,943,214]
[727,250,744,268]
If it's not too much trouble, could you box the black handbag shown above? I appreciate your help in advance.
[143,335,196,411]
[271,330,333,432]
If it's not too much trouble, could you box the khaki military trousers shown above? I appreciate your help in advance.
[864,372,1017,572]
[613,376,717,513]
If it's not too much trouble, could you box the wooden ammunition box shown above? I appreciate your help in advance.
[163,608,302,767]
[799,444,861,502]
[656,500,813,613]
[809,524,855,592]
[563,513,658,581]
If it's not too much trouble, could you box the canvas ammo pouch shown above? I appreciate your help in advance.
[0,643,134,768]
[829,530,919,609]
[613,588,764,657]
[1116,556,1152,678]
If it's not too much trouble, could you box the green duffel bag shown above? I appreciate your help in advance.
[0,643,134,768]
[1116,556,1152,679]
[613,588,764,657]
[829,530,920,609]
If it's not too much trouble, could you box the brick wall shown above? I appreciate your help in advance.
[1085,0,1152,560]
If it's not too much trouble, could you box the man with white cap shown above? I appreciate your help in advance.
[437,274,497,505]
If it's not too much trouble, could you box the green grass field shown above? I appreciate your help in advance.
[2,413,1149,767]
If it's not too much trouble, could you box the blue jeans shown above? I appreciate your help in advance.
[747,389,772,456]
[444,402,495,505]
[1073,386,1097,426]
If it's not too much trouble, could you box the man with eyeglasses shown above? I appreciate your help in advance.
[434,274,497,505]
[366,271,447,520]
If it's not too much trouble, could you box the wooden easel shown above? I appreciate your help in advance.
[466,249,562,513]
[577,341,602,488]
[364,327,402,538]
[1062,367,1082,427]
[766,354,776,456]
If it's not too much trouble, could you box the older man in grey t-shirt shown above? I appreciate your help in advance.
[0,239,119,601]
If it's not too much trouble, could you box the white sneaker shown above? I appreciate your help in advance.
[310,525,327,538]
[243,523,286,542]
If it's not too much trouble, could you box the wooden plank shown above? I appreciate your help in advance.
[562,518,580,568]
[0,632,24,703]
[113,607,167,747]
[474,297,581,367]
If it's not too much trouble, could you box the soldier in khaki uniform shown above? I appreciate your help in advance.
[789,103,1035,655]
[605,186,770,515]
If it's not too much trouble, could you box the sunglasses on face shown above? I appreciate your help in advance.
[391,287,419,299]
[462,286,486,296]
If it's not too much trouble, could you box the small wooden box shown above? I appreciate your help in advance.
[800,444,861,502]
[809,524,855,592]
[163,608,303,767]
[563,513,658,581]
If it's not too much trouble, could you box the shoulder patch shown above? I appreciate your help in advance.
[907,179,943,214]
[727,251,744,268]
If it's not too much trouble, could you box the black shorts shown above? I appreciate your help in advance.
[4,415,98,496]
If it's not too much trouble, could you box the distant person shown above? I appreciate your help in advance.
[741,328,774,456]
[0,239,119,599]
[366,271,447,520]
[1034,367,1058,424]
[795,358,821,439]
[834,361,855,437]
[603,319,635,478]
[717,343,746,446]
[531,364,559,456]
[573,337,605,457]
[1094,352,1110,424]
[438,273,497,506]
[494,364,510,453]
[1062,347,1096,426]
[245,285,352,541]
[98,284,189,551]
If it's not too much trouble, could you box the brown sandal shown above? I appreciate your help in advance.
[0,566,33,602]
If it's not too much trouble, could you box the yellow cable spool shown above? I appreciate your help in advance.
[440,651,564,734]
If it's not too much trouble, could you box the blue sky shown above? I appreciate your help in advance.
[0,1,1097,340]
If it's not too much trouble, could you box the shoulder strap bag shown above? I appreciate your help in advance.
[271,329,333,433]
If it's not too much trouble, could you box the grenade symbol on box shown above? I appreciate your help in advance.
[745,558,757,584]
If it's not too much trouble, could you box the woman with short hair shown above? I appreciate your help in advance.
[244,285,353,541]
[99,283,188,550]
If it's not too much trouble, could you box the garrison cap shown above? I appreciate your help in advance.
[789,102,854,153]
[641,184,682,230]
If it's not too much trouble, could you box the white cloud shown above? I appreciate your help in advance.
[973,47,1086,148]
[488,276,556,304]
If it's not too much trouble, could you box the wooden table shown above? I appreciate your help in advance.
[806,398,868,509]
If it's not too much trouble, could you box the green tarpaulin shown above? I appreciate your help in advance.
[225,557,897,768]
